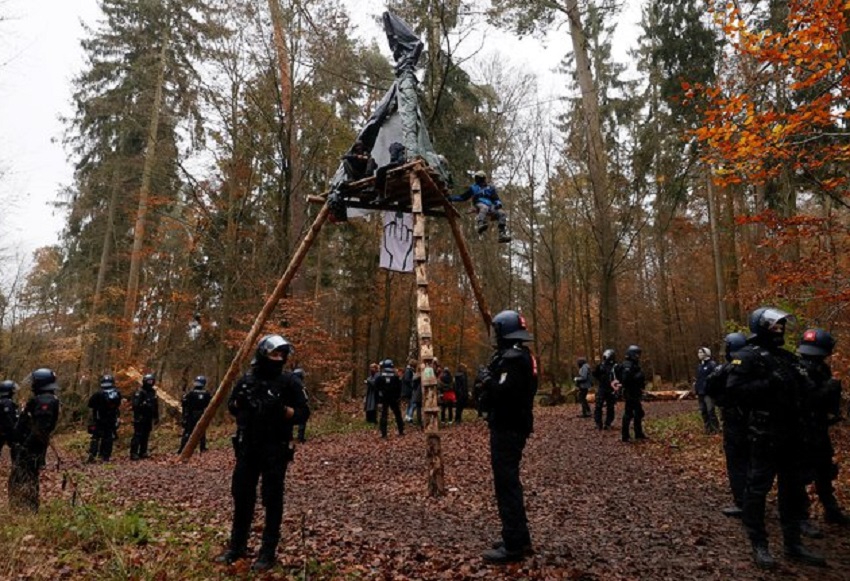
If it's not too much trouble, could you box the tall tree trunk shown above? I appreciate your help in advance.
[706,172,727,332]
[124,28,170,357]
[565,0,618,347]
[267,0,304,259]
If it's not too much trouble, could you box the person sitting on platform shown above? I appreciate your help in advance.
[449,170,511,243]
[342,140,375,181]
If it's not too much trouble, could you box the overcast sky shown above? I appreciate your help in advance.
[0,0,640,273]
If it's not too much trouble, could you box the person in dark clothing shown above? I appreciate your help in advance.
[401,359,415,422]
[454,363,469,424]
[376,359,404,438]
[130,373,159,460]
[473,365,489,418]
[796,328,848,534]
[479,310,537,564]
[449,171,511,243]
[726,306,825,570]
[592,349,617,429]
[0,380,19,460]
[617,345,647,442]
[341,140,375,181]
[87,374,122,462]
[695,347,720,434]
[574,357,592,418]
[292,368,309,443]
[216,334,310,572]
[373,142,407,196]
[438,366,455,424]
[178,375,212,454]
[8,368,60,512]
[704,332,749,518]
[364,363,379,424]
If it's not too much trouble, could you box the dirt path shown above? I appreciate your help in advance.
[6,401,849,579]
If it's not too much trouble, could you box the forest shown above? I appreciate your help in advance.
[0,0,848,418]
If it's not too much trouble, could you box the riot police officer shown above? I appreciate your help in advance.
[726,307,825,569]
[705,332,749,517]
[178,375,212,454]
[0,380,19,459]
[216,334,309,572]
[377,359,404,438]
[479,310,537,563]
[592,349,617,429]
[292,368,309,443]
[618,345,646,442]
[796,329,848,530]
[8,368,60,512]
[130,373,159,460]
[87,374,122,462]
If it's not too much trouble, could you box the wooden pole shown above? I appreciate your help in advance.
[440,195,493,330]
[410,170,445,496]
[178,203,330,462]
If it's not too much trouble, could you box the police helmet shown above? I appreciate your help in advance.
[797,328,836,357]
[292,368,305,380]
[602,348,615,361]
[625,345,642,361]
[0,380,17,396]
[256,334,293,363]
[723,332,748,361]
[100,374,116,389]
[380,359,395,370]
[193,375,207,388]
[492,310,533,343]
[748,306,794,345]
[141,373,156,388]
[31,368,57,392]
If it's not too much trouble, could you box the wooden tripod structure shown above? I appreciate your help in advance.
[179,159,492,496]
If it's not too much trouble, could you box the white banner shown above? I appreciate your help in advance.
[380,211,414,272]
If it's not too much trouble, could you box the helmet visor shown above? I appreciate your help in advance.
[761,308,795,335]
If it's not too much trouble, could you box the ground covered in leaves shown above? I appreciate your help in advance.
[0,401,848,580]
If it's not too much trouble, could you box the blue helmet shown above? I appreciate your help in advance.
[100,374,116,389]
[724,332,747,361]
[0,380,17,396]
[798,328,836,358]
[492,310,533,343]
[193,375,207,388]
[748,306,794,346]
[256,334,293,363]
[31,368,57,392]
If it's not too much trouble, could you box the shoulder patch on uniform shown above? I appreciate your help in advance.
[731,359,742,365]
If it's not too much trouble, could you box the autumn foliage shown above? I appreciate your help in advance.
[694,0,850,192]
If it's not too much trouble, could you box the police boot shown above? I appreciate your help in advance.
[751,544,777,570]
[482,545,525,564]
[799,519,824,539]
[784,543,826,567]
[215,548,247,565]
[252,551,276,572]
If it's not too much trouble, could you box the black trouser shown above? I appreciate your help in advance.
[621,398,645,440]
[490,428,531,551]
[594,389,616,428]
[455,400,467,424]
[296,422,307,443]
[743,433,804,547]
[8,444,45,512]
[698,394,720,433]
[88,424,116,460]
[178,416,206,453]
[229,449,289,557]
[721,406,749,507]
[440,402,454,424]
[804,435,842,517]
[380,400,404,437]
[577,387,591,416]
[130,421,153,459]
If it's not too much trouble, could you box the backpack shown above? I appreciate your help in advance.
[29,393,58,441]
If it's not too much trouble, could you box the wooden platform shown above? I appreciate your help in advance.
[309,159,457,217]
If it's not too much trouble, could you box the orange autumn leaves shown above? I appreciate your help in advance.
[691,0,850,190]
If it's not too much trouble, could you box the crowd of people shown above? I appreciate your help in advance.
[1,303,847,572]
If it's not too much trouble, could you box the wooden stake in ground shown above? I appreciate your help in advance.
[178,203,330,462]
